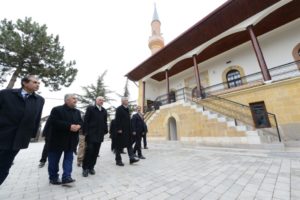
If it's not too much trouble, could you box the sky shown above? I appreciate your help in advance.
[0,0,226,117]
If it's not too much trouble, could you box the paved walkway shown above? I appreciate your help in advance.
[0,141,300,200]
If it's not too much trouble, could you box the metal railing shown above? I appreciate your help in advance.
[202,60,300,95]
[145,86,282,142]
[189,94,281,142]
[144,88,186,112]
[142,61,300,142]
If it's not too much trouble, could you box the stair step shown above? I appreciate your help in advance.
[227,121,236,127]
[217,117,227,122]
[236,126,247,132]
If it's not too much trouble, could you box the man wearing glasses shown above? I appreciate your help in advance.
[0,75,44,185]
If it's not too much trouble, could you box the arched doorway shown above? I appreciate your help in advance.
[168,117,177,140]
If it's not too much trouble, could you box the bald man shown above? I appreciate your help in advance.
[114,97,139,166]
[82,96,108,177]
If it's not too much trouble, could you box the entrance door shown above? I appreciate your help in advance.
[168,117,177,140]
[249,101,271,128]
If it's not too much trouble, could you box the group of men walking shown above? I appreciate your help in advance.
[0,75,148,186]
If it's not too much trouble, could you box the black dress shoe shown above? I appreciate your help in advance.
[144,147,148,149]
[49,179,62,185]
[82,169,89,177]
[138,155,146,159]
[130,157,139,164]
[62,177,76,185]
[116,161,124,166]
[39,162,46,168]
[89,169,96,175]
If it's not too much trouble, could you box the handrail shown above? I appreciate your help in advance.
[142,60,299,142]
[144,88,186,112]
[191,94,281,142]
[202,60,300,95]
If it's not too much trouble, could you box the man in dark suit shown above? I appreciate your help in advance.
[114,97,139,166]
[47,94,83,185]
[38,116,52,168]
[0,75,44,185]
[82,96,108,177]
[131,106,147,159]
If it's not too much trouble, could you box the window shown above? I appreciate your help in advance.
[292,43,300,69]
[226,70,242,88]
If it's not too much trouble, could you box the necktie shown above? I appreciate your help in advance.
[23,93,29,100]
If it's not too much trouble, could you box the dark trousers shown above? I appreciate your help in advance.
[48,150,73,181]
[0,149,19,185]
[115,146,135,162]
[142,134,147,148]
[133,134,142,156]
[82,142,101,170]
[39,140,48,163]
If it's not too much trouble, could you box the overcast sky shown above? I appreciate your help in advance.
[0,0,226,116]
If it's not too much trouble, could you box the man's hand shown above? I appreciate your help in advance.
[117,130,122,134]
[70,124,81,132]
[132,132,136,136]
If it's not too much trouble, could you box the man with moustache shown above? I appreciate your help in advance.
[0,75,44,185]
[47,94,83,185]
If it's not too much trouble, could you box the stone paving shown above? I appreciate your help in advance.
[0,141,300,200]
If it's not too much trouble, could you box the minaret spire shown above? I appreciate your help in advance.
[152,3,160,22]
[148,3,164,55]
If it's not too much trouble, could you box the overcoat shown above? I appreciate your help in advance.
[0,88,44,150]
[114,105,131,148]
[83,105,108,143]
[131,113,147,135]
[48,104,83,152]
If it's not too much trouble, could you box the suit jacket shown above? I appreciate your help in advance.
[114,105,131,148]
[48,104,83,151]
[83,105,108,143]
[131,113,147,135]
[0,88,44,150]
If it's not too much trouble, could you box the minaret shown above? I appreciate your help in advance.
[148,4,164,55]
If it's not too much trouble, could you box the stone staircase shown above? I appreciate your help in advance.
[146,100,283,149]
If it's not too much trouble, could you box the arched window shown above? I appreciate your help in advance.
[226,70,242,88]
[292,43,300,69]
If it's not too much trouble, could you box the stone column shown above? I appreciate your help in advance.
[142,81,146,113]
[165,69,170,103]
[247,25,271,82]
[193,54,203,98]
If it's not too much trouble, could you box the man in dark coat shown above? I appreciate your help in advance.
[114,97,139,166]
[38,116,52,168]
[131,106,147,159]
[47,94,83,185]
[0,75,44,185]
[109,119,116,152]
[82,96,108,177]
[142,123,148,149]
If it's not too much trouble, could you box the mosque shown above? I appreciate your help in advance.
[126,0,300,148]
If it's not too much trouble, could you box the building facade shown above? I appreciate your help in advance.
[127,0,300,147]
